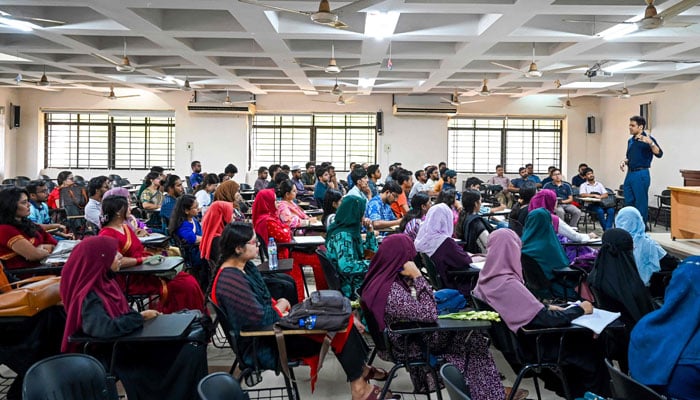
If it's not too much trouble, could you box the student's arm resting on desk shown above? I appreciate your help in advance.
[81,292,144,338]
[525,304,585,329]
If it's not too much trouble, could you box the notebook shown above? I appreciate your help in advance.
[571,308,621,335]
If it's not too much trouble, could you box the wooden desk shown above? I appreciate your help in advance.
[669,186,700,240]
[257,258,294,274]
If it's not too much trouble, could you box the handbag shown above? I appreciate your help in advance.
[0,275,62,317]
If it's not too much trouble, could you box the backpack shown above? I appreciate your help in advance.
[276,290,351,331]
[462,215,494,254]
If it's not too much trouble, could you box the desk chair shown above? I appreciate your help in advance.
[653,189,671,230]
[521,254,581,302]
[440,363,472,400]
[198,372,249,400]
[605,359,664,400]
[23,354,118,400]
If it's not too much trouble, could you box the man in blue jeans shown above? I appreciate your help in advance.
[578,168,615,230]
[620,115,663,224]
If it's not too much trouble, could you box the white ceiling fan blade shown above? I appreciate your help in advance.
[459,99,485,104]
[439,97,453,103]
[544,64,590,73]
[342,62,382,70]
[114,94,141,99]
[490,61,523,73]
[657,0,700,19]
[92,53,121,66]
[547,105,565,108]
[661,21,694,28]
[630,90,665,97]
[321,20,349,29]
[562,18,629,24]
[297,62,326,70]
[3,14,65,26]
[312,99,337,103]
[83,92,107,97]
[138,63,181,70]
[228,99,256,104]
[237,0,312,16]
[333,0,380,15]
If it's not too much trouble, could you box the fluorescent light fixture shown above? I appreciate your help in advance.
[0,17,38,32]
[561,81,622,89]
[0,52,31,62]
[358,78,375,88]
[303,90,319,96]
[598,23,638,40]
[364,11,399,40]
[605,61,644,72]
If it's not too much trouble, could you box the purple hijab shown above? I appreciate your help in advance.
[473,229,543,333]
[103,187,130,200]
[361,234,417,331]
[529,189,560,231]
[414,203,453,257]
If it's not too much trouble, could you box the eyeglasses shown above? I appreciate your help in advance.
[247,238,260,246]
[37,189,49,194]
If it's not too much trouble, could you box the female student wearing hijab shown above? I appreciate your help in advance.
[60,236,208,400]
[614,206,666,286]
[528,189,594,242]
[414,203,473,297]
[521,209,573,298]
[361,234,509,399]
[326,195,378,299]
[629,256,700,400]
[473,229,610,398]
[211,222,389,400]
[214,179,247,219]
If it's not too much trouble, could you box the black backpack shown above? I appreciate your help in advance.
[276,290,351,331]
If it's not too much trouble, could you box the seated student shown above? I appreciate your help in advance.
[408,169,430,201]
[615,206,667,287]
[509,181,538,228]
[138,166,165,199]
[194,173,219,216]
[346,166,371,200]
[414,203,474,297]
[473,229,610,399]
[212,222,388,400]
[326,196,378,299]
[578,167,616,231]
[321,189,343,228]
[277,179,317,229]
[0,187,57,270]
[508,167,531,194]
[139,171,164,211]
[301,162,316,190]
[313,165,331,205]
[223,163,238,181]
[99,195,204,314]
[441,169,458,196]
[571,163,589,188]
[529,189,595,243]
[367,164,381,198]
[434,188,462,227]
[540,166,557,187]
[361,234,510,399]
[542,168,581,228]
[214,179,247,219]
[189,160,204,192]
[389,169,412,218]
[629,256,700,400]
[60,236,207,400]
[399,193,431,240]
[365,181,402,232]
[84,176,110,228]
[455,190,492,254]
[253,166,269,193]
[26,180,72,240]
[168,194,209,291]
[487,164,514,208]
[268,171,289,195]
[103,188,149,237]
[160,174,184,220]
[47,170,73,209]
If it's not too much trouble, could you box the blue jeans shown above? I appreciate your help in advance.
[623,169,650,222]
[589,204,616,230]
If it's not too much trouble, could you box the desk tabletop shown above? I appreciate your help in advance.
[118,256,183,274]
[277,236,326,247]
[70,313,195,343]
[257,258,294,274]
[389,318,491,334]
[240,324,349,337]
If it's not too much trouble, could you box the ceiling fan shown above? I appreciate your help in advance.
[296,44,381,74]
[330,76,344,95]
[548,91,576,109]
[238,0,353,29]
[491,43,588,78]
[0,10,64,29]
[465,79,519,97]
[599,83,665,99]
[92,39,180,73]
[565,0,700,30]
[16,66,50,87]
[83,85,140,100]
[222,90,256,106]
[313,95,355,105]
[158,76,201,91]
[440,90,485,106]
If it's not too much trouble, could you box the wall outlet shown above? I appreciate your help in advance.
[186,142,193,151]
[383,144,391,153]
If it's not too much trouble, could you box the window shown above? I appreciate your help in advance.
[45,112,176,169]
[251,113,376,168]
[448,118,561,174]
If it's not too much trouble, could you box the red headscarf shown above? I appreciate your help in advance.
[529,189,560,231]
[251,189,278,242]
[361,234,417,331]
[200,201,233,260]
[60,236,130,352]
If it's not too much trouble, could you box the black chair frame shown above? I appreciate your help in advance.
[605,359,665,400]
[198,372,249,400]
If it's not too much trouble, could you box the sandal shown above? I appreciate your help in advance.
[362,366,390,382]
[364,384,400,400]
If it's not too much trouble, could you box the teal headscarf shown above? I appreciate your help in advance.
[521,208,570,279]
[615,206,666,285]
[326,196,366,258]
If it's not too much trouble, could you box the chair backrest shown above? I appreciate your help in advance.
[660,189,671,206]
[73,175,86,187]
[256,232,268,261]
[440,364,471,400]
[418,252,444,289]
[605,359,665,400]
[14,176,30,187]
[520,253,553,294]
[198,372,249,400]
[23,354,116,400]
[316,249,342,291]
[209,236,222,266]
[359,298,389,353]
[59,186,88,211]
[207,297,246,363]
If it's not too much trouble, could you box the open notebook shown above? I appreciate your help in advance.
[45,240,80,264]
[571,308,621,335]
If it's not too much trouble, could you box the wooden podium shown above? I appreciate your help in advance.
[680,170,700,186]
[669,186,700,240]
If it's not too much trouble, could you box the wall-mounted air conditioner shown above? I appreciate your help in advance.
[187,103,255,114]
[392,104,456,117]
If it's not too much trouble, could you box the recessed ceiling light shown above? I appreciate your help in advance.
[0,17,37,32]
[561,81,622,89]
[358,78,375,88]
[0,52,31,62]
[364,12,399,40]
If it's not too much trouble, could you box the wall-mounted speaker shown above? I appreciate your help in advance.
[9,103,20,129]
[376,111,383,135]
[586,116,596,134]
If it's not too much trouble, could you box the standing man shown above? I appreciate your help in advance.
[190,161,203,192]
[620,115,663,223]
[543,168,581,228]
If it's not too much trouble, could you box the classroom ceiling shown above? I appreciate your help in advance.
[2,0,700,101]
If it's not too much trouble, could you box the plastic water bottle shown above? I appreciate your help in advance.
[298,315,317,330]
[268,238,278,270]
[580,392,606,400]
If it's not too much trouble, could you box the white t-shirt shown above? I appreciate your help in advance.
[579,181,606,195]
[195,190,213,215]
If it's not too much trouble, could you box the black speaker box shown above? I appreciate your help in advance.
[587,116,595,134]
[12,105,20,128]
[376,111,383,135]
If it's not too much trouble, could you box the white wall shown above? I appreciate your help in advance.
[0,87,21,180]
[7,88,607,189]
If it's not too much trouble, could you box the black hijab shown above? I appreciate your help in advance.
[588,228,656,324]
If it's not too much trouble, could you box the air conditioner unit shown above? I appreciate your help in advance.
[392,104,457,117]
[187,103,255,114]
